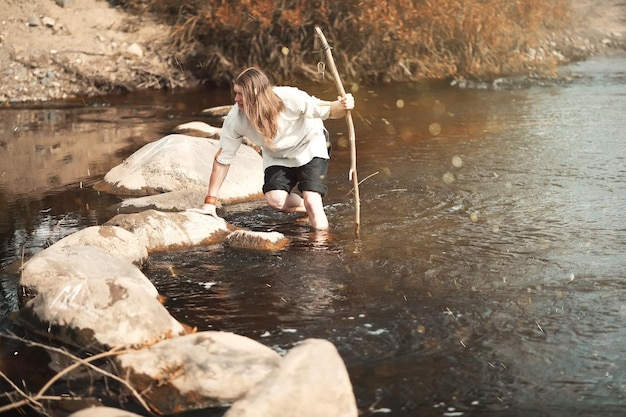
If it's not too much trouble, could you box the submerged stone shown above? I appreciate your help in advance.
[225,230,289,251]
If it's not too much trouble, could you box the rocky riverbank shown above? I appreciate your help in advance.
[0,0,188,104]
[0,0,624,105]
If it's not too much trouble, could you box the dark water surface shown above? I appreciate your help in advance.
[1,57,625,416]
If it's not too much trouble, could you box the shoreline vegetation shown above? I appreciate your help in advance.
[1,0,624,104]
[125,0,575,84]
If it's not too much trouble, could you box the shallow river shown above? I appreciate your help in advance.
[1,57,625,417]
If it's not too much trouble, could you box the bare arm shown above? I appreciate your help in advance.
[201,156,230,216]
[327,93,355,119]
[207,159,230,197]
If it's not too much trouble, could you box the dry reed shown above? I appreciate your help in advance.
[113,0,571,84]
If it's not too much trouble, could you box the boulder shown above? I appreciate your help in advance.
[16,245,185,349]
[116,331,282,414]
[225,230,289,251]
[225,339,358,417]
[47,225,148,267]
[95,134,263,202]
[106,209,231,252]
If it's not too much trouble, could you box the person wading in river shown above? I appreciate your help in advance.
[200,67,355,230]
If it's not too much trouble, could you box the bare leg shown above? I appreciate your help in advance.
[265,190,306,213]
[302,190,328,230]
[265,190,328,229]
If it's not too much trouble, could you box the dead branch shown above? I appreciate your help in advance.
[0,333,153,415]
[343,171,379,198]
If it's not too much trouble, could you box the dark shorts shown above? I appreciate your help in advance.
[263,157,329,197]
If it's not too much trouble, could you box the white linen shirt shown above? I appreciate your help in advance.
[216,86,332,169]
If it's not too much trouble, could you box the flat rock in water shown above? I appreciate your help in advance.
[17,245,185,349]
[116,331,282,413]
[172,121,221,138]
[170,121,260,153]
[201,104,233,117]
[106,209,231,252]
[225,230,289,251]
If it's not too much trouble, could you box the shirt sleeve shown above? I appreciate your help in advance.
[279,87,332,120]
[216,106,244,165]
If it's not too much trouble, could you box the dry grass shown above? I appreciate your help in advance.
[114,0,572,84]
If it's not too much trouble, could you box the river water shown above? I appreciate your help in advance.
[0,57,625,417]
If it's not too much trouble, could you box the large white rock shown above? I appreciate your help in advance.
[17,245,185,349]
[106,209,230,252]
[225,339,358,417]
[117,331,282,414]
[47,225,148,267]
[98,134,264,202]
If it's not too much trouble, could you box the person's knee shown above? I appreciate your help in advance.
[265,193,285,210]
[266,190,308,213]
[302,192,316,204]
[302,191,323,212]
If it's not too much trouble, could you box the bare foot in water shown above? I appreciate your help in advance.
[309,228,332,247]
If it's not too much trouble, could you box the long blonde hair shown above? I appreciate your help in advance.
[234,67,283,142]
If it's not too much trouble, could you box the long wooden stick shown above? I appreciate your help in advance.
[314,26,361,237]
